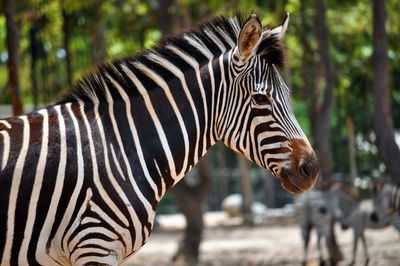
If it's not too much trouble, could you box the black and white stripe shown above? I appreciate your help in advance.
[297,190,333,264]
[374,183,400,213]
[299,184,389,265]
[372,182,400,235]
[330,183,400,264]
[0,14,317,265]
[328,184,374,264]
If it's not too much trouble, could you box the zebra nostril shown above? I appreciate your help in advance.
[299,163,310,179]
[299,158,318,179]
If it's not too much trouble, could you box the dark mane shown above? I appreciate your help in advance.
[57,14,286,105]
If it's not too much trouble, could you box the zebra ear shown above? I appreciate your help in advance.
[235,14,262,63]
[270,13,289,39]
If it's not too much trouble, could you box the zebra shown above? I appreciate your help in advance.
[371,182,400,235]
[0,13,319,265]
[300,183,388,265]
[328,183,384,265]
[297,190,333,265]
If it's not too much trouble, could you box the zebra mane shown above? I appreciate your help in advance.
[57,14,285,104]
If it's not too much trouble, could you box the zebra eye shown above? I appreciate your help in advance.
[253,94,271,105]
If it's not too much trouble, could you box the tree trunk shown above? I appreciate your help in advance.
[3,0,24,116]
[181,2,191,30]
[335,89,346,172]
[347,117,358,186]
[171,155,211,265]
[314,0,334,188]
[237,153,254,226]
[327,219,343,265]
[62,8,73,87]
[157,0,171,36]
[372,0,400,183]
[217,144,229,201]
[195,0,207,18]
[29,21,39,110]
[364,76,375,178]
[171,0,191,32]
[314,0,342,263]
[262,170,275,208]
[90,0,106,65]
[299,0,318,143]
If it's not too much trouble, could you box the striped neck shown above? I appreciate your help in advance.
[53,16,245,204]
[52,49,234,209]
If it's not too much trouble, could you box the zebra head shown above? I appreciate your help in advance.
[224,14,319,194]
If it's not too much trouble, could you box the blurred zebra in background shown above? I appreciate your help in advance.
[298,183,388,265]
[371,182,400,235]
[297,190,333,265]
[329,183,388,265]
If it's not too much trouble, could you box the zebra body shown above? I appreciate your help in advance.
[0,14,318,265]
[329,184,383,265]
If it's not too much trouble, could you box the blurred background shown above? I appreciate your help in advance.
[1,0,399,265]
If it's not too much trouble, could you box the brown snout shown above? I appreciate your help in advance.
[299,156,319,181]
[279,139,319,194]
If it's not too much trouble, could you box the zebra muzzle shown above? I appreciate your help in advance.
[279,141,319,194]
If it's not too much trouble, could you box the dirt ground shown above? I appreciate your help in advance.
[125,212,400,266]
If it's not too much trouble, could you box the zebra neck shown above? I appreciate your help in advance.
[87,51,232,202]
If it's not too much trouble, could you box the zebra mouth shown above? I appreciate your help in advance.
[280,168,309,194]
